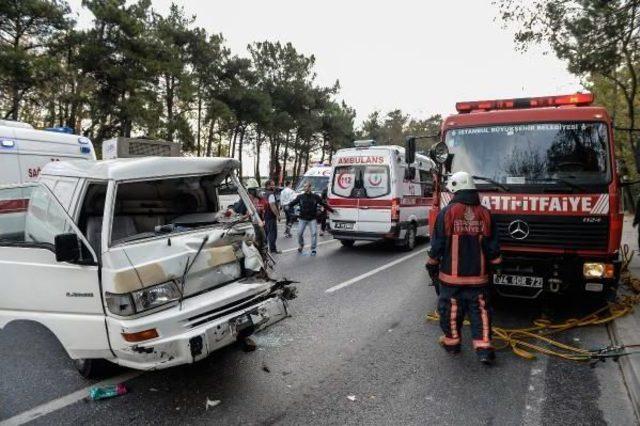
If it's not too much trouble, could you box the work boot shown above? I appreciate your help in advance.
[477,350,496,365]
[438,336,461,354]
[297,245,303,253]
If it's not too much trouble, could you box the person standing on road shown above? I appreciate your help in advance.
[289,182,335,256]
[317,188,329,236]
[263,180,281,254]
[426,171,501,365]
[280,180,296,238]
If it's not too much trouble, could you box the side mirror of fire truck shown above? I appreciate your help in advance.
[405,136,416,165]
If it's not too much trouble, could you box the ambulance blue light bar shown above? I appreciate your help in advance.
[455,93,594,113]
[1,139,15,148]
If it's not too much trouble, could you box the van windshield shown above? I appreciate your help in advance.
[111,174,229,245]
[332,165,390,198]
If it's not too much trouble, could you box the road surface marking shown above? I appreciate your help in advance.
[281,239,337,253]
[0,370,142,426]
[522,357,548,426]
[325,248,428,293]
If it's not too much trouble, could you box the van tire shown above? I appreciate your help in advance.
[401,224,417,251]
[74,358,109,379]
[339,240,355,248]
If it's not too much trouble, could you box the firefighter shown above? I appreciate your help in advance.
[426,171,501,365]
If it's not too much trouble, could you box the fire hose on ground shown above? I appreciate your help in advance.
[426,244,640,364]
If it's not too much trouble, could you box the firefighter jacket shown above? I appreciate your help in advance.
[427,190,501,286]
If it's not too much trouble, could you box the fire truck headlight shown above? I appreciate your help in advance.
[583,263,615,279]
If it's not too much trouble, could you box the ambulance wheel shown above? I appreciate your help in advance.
[401,224,417,251]
[74,358,109,379]
[339,239,355,248]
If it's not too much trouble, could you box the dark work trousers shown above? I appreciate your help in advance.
[437,284,493,354]
[264,218,278,251]
[284,206,293,236]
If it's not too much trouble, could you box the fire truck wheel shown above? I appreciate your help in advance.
[74,358,109,379]
[401,224,417,251]
[339,239,355,248]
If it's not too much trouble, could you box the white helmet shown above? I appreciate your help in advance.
[446,171,476,193]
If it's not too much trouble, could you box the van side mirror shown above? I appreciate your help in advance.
[405,137,416,165]
[54,233,80,263]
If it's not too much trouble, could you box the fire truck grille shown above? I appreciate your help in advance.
[495,215,609,251]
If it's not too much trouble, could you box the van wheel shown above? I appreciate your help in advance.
[401,225,417,251]
[340,240,355,248]
[74,358,109,379]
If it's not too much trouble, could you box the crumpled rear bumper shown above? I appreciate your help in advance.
[105,281,290,371]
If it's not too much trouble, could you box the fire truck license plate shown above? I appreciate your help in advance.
[333,221,354,230]
[493,274,543,288]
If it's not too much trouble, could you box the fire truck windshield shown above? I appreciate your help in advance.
[445,122,610,188]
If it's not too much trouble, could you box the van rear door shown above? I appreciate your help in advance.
[329,164,392,235]
[356,165,392,234]
[329,166,359,229]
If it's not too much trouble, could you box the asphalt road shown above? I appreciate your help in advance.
[0,223,638,425]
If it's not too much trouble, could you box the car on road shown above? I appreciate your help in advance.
[0,157,295,377]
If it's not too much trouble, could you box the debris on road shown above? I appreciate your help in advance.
[242,337,258,352]
[205,399,221,410]
[262,362,271,373]
[89,383,128,401]
[347,395,357,402]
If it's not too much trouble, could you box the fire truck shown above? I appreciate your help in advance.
[412,93,623,300]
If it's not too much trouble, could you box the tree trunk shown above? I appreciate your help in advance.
[255,129,262,185]
[230,126,239,158]
[206,120,215,157]
[196,84,202,157]
[238,125,246,176]
[282,132,291,183]
[166,74,174,141]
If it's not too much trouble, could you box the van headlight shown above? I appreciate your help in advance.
[106,281,181,316]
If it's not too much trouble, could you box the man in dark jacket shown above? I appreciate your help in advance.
[426,171,501,365]
[263,180,281,254]
[289,182,334,256]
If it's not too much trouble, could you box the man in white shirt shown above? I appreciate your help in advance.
[280,180,296,238]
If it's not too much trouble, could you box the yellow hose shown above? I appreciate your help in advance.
[426,244,640,362]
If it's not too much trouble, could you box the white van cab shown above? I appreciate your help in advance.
[0,157,295,377]
[0,120,96,185]
[328,141,435,250]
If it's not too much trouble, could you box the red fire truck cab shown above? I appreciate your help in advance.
[427,93,623,300]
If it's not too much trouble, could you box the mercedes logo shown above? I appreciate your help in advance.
[508,220,530,240]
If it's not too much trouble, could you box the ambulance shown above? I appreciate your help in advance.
[0,120,96,238]
[328,140,436,250]
[294,164,332,194]
[0,120,96,185]
[290,164,332,219]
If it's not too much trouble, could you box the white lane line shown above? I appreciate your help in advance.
[325,248,428,293]
[280,239,337,253]
[0,370,142,426]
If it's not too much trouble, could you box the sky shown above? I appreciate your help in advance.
[67,0,583,124]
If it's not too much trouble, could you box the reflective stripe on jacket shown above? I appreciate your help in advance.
[428,190,501,286]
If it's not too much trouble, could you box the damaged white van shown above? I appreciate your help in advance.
[0,157,295,377]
